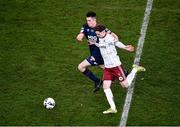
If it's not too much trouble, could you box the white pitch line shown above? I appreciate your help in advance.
[119,0,153,126]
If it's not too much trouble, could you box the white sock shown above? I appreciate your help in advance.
[126,68,137,86]
[104,88,116,110]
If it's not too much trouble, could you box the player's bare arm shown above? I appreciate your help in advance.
[115,41,134,52]
[76,33,84,42]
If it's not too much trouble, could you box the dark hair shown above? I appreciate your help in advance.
[86,11,96,18]
[94,25,106,32]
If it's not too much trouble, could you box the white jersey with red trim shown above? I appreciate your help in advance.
[98,33,121,68]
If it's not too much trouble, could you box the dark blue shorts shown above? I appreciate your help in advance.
[86,56,104,66]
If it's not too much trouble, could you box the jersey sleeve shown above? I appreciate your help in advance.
[80,27,85,33]
[109,34,117,43]
[80,24,87,34]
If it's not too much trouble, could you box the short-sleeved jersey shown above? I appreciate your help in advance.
[98,33,122,68]
[80,23,110,59]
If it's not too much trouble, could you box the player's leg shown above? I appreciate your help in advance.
[110,66,127,88]
[91,59,105,92]
[78,56,101,92]
[120,64,146,88]
[78,59,91,72]
[102,68,117,114]
[92,57,104,92]
[103,80,117,114]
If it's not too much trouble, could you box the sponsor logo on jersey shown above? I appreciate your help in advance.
[99,45,106,48]
[88,35,97,42]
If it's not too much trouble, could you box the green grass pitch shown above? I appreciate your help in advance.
[0,0,179,126]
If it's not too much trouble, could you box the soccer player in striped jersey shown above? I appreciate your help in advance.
[92,25,146,114]
[76,11,120,92]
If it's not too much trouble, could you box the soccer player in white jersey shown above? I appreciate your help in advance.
[92,25,146,114]
[76,11,125,92]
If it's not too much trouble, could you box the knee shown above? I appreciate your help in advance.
[103,82,110,89]
[120,81,128,88]
[78,63,85,72]
[103,86,109,90]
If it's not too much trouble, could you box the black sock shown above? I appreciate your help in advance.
[82,69,100,83]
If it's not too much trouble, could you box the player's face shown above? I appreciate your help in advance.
[96,31,106,38]
[86,17,96,28]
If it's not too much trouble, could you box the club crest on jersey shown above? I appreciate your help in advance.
[87,29,89,32]
[91,29,94,32]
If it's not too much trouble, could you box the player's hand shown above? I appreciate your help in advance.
[88,40,96,45]
[125,45,134,52]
